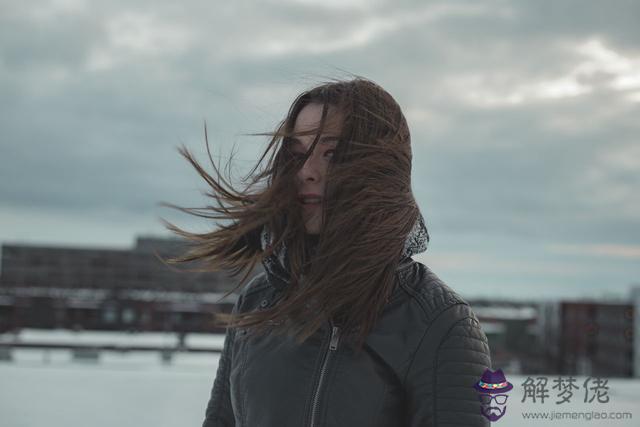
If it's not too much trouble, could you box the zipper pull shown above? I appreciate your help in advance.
[329,326,340,351]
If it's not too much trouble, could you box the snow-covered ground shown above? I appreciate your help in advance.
[1,345,639,427]
[1,347,221,427]
[0,328,226,350]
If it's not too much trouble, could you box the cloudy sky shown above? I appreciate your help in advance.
[1,0,639,301]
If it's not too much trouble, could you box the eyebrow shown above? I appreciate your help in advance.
[288,136,340,146]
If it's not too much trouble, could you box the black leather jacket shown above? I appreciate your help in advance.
[202,216,492,426]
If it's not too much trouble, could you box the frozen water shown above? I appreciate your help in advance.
[0,347,221,427]
[1,346,639,426]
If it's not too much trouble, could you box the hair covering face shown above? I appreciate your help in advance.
[259,211,429,290]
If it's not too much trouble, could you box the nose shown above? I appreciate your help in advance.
[297,150,323,183]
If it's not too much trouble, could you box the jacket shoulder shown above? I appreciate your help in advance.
[398,261,470,323]
[401,264,492,426]
[234,271,278,314]
[238,271,270,298]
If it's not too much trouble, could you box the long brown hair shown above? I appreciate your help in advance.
[159,76,426,352]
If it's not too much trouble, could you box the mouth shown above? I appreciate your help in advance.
[298,195,323,205]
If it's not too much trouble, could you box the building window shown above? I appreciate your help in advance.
[102,306,117,324]
[122,307,136,324]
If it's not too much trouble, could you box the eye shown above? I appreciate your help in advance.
[324,149,336,158]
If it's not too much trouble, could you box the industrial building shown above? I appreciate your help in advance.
[0,236,251,334]
[1,236,636,377]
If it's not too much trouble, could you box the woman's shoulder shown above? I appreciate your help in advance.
[396,260,475,324]
[393,261,489,364]
[233,271,277,313]
[367,261,487,379]
[238,271,270,297]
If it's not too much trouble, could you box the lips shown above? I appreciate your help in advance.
[298,194,323,205]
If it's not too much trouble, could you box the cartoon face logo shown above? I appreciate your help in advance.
[474,368,513,422]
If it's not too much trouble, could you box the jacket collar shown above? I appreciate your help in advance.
[259,211,429,291]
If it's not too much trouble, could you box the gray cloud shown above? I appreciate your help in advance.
[1,0,638,299]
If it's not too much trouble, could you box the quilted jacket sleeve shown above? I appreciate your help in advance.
[202,295,243,427]
[404,303,492,427]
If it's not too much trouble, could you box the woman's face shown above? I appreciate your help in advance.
[290,103,343,235]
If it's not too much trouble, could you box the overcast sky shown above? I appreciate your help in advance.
[1,0,639,301]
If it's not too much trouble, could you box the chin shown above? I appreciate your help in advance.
[303,218,321,235]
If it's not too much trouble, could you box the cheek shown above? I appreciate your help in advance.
[293,164,307,180]
[319,158,333,176]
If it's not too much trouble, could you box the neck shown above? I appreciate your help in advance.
[306,232,320,249]
[305,232,320,241]
[302,233,320,274]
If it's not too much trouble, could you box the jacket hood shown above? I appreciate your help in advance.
[259,211,429,290]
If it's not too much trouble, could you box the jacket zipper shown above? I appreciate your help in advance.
[309,319,340,427]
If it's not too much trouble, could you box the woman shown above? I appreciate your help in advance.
[162,77,492,426]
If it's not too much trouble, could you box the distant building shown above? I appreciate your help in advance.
[470,301,539,375]
[0,236,260,333]
[0,236,238,292]
[540,300,634,378]
[538,300,562,375]
[471,296,636,378]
